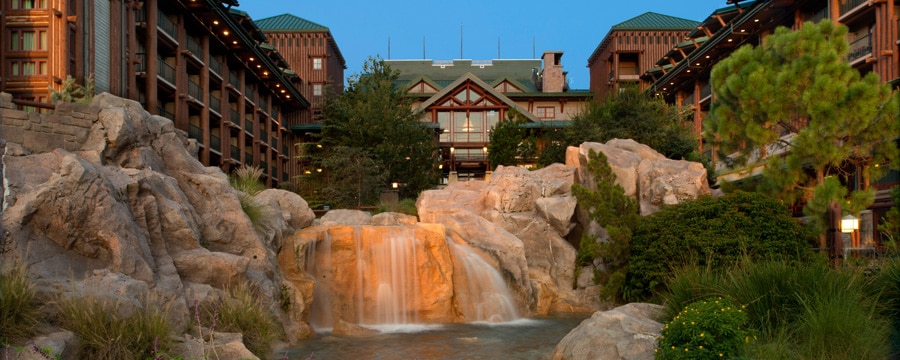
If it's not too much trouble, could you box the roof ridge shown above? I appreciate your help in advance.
[254,13,328,31]
[611,11,699,30]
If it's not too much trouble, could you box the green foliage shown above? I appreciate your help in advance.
[566,87,697,160]
[211,282,281,357]
[488,110,537,168]
[0,265,40,345]
[571,149,639,301]
[869,258,900,355]
[880,186,900,255]
[707,21,899,227]
[229,165,267,230]
[656,297,749,360]
[57,295,173,360]
[659,261,891,359]
[625,192,816,301]
[374,198,418,217]
[318,57,439,205]
[49,74,95,104]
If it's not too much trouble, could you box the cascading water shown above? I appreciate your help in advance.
[304,225,520,332]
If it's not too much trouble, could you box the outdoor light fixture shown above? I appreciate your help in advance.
[213,20,219,25]
[450,147,455,154]
[316,168,322,173]
[223,30,229,36]
[841,215,859,233]
[392,182,399,189]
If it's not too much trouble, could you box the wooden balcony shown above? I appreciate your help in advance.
[847,33,872,64]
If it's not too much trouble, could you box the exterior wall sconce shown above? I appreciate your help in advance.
[391,182,399,189]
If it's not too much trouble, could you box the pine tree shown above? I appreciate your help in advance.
[707,21,899,229]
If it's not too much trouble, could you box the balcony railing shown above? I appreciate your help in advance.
[228,71,240,90]
[188,79,202,101]
[282,172,289,182]
[210,134,221,151]
[209,56,222,76]
[245,117,253,134]
[684,92,696,106]
[230,109,240,127]
[271,137,278,150]
[260,131,268,144]
[136,53,147,72]
[839,0,867,17]
[157,9,177,39]
[230,145,240,160]
[209,94,221,113]
[260,161,269,175]
[700,83,712,100]
[272,166,278,178]
[245,152,253,165]
[157,57,175,84]
[847,33,872,63]
[186,36,202,59]
[188,123,202,142]
[282,144,288,154]
[157,106,174,120]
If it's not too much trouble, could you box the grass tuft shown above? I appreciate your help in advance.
[0,265,41,345]
[57,295,173,360]
[209,282,281,357]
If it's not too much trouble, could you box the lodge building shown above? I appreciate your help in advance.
[0,0,341,188]
[387,51,591,182]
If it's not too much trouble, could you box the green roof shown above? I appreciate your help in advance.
[386,59,541,89]
[255,14,328,32]
[611,12,699,31]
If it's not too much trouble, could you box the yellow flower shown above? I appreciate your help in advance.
[672,346,676,350]
[719,353,724,357]
[700,333,705,337]
[685,348,689,352]
[699,346,704,350]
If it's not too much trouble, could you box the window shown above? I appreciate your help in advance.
[8,59,47,75]
[536,106,555,119]
[11,0,47,9]
[313,58,322,70]
[8,29,47,51]
[313,84,322,96]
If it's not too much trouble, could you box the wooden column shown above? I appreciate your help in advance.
[145,0,158,114]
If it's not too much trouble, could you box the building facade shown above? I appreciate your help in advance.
[587,12,699,100]
[387,51,591,182]
[0,0,317,188]
[255,13,346,125]
[641,0,899,247]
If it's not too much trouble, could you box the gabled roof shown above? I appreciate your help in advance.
[386,59,541,89]
[254,13,328,32]
[611,12,699,31]
[414,73,541,123]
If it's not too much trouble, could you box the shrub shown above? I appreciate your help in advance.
[625,191,816,301]
[374,198,418,217]
[0,265,41,345]
[229,165,267,230]
[869,258,900,357]
[57,295,173,360]
[659,261,891,359]
[210,282,281,357]
[571,149,640,302]
[656,297,749,360]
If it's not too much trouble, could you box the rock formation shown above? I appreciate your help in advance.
[551,303,665,360]
[0,93,312,357]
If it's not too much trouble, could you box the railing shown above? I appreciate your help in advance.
[807,7,828,23]
[260,161,269,175]
[245,152,253,165]
[228,71,240,90]
[259,131,268,143]
[230,109,240,127]
[157,106,174,120]
[135,7,146,22]
[282,144,288,154]
[271,137,277,150]
[157,57,175,84]
[135,53,147,72]
[608,70,615,81]
[157,9,177,38]
[847,33,872,62]
[683,92,695,106]
[700,83,712,100]
[188,123,202,142]
[209,56,222,76]
[188,79,202,101]
[186,36,202,59]
[209,94,221,113]
[230,145,240,160]
[245,117,253,133]
[839,0,867,17]
[210,134,221,151]
[272,166,278,178]
[282,172,289,182]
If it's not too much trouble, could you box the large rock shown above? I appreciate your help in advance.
[0,93,311,357]
[552,303,665,360]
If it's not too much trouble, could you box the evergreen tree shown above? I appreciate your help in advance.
[317,57,439,205]
[707,21,899,229]
[487,109,536,169]
[571,149,640,302]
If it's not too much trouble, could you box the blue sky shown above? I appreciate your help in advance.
[238,1,730,90]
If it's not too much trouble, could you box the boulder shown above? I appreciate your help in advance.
[552,303,665,360]
[318,209,372,226]
[332,319,380,336]
[371,212,418,226]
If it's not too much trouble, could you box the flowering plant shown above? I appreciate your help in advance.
[655,297,749,359]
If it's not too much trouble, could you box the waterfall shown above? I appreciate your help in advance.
[305,225,520,331]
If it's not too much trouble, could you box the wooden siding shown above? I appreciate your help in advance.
[589,29,693,99]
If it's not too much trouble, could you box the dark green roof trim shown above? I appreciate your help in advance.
[611,12,700,30]
[713,0,757,15]
[505,90,592,98]
[254,13,328,31]
[890,77,900,89]
[520,121,571,128]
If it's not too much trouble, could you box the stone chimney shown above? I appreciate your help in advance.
[541,51,566,93]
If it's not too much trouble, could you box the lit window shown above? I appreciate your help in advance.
[8,29,47,51]
[313,84,322,96]
[536,106,555,119]
[313,58,322,70]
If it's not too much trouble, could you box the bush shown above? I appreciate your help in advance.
[58,295,173,360]
[374,198,418,217]
[210,282,281,357]
[0,265,41,345]
[869,258,900,357]
[656,297,749,360]
[659,261,891,359]
[625,191,816,301]
[229,165,268,230]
